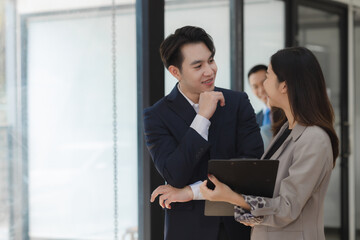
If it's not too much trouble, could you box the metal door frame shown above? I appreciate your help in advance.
[284,0,349,239]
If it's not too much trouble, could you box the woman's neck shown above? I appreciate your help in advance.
[283,107,297,129]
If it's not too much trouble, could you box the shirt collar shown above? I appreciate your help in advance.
[177,84,198,108]
[263,106,270,114]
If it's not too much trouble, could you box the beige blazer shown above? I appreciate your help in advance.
[250,122,334,240]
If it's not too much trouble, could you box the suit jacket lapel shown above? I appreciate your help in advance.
[208,87,224,156]
[262,122,307,160]
[261,122,288,159]
[268,136,292,160]
[166,84,197,126]
[166,84,224,156]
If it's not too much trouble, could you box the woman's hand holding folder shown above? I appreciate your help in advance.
[201,174,251,211]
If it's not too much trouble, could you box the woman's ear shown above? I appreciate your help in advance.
[280,81,287,94]
[168,65,181,81]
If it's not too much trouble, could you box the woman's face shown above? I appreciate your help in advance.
[263,63,286,108]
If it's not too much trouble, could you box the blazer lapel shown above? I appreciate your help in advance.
[166,83,197,126]
[165,85,224,155]
[261,122,288,159]
[208,87,225,156]
[268,135,292,161]
[261,122,307,160]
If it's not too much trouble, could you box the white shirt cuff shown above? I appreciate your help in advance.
[189,181,205,200]
[190,114,211,141]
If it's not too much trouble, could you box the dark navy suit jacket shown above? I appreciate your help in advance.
[256,111,264,127]
[143,84,264,240]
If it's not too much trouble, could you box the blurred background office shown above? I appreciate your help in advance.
[0,0,359,239]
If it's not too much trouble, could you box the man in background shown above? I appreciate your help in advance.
[248,64,272,149]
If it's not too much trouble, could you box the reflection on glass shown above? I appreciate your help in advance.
[0,1,10,239]
[164,0,230,94]
[0,129,9,240]
[355,9,360,240]
[15,4,137,240]
[243,0,285,113]
[298,5,341,238]
[17,0,135,13]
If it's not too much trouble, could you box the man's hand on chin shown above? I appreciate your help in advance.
[198,91,225,120]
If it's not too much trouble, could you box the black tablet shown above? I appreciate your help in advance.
[204,159,279,216]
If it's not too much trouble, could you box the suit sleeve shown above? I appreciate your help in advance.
[143,108,211,188]
[249,131,333,228]
[236,93,264,158]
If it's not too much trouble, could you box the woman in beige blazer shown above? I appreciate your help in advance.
[151,47,339,240]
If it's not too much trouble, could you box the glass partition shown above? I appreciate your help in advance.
[243,0,285,113]
[0,126,9,239]
[0,1,11,239]
[1,1,138,239]
[297,5,342,238]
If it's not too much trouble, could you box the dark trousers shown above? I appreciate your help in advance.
[218,221,228,240]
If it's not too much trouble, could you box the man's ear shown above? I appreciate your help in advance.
[168,65,181,81]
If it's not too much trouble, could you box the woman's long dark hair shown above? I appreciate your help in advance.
[270,47,339,166]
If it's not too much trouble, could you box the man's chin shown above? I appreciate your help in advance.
[199,83,215,92]
[261,99,268,106]
[207,84,215,91]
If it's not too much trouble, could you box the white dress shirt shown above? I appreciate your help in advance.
[177,85,208,200]
[177,84,210,140]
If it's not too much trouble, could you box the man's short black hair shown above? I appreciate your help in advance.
[247,64,268,79]
[160,26,215,71]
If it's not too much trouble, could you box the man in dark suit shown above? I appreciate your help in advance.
[144,26,263,240]
[248,64,272,149]
[247,64,270,127]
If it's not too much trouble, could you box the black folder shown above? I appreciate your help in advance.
[204,159,279,216]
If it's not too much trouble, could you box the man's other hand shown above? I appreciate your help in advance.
[150,185,193,209]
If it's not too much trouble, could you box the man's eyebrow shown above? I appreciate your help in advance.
[190,53,214,65]
[190,60,203,65]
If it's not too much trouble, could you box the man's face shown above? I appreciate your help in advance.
[249,70,267,105]
[176,42,217,100]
